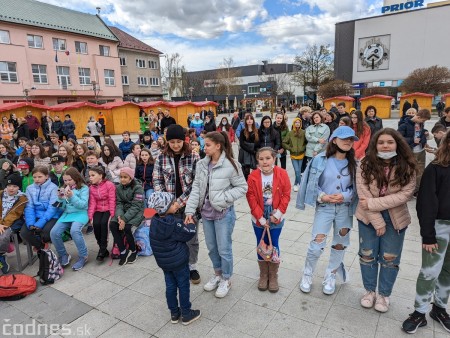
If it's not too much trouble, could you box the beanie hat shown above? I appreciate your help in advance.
[120,167,135,179]
[147,192,175,215]
[6,173,22,190]
[166,124,185,141]
[17,158,34,171]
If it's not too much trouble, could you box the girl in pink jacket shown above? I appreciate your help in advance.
[351,110,371,160]
[356,128,416,313]
[88,166,116,262]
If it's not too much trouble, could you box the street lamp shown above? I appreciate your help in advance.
[189,86,194,101]
[92,81,100,104]
[23,89,29,102]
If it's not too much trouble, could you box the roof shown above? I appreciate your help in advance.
[109,26,162,54]
[323,96,355,102]
[47,101,102,111]
[0,102,49,113]
[443,93,450,98]
[138,101,218,108]
[360,95,394,101]
[0,0,117,41]
[100,101,140,109]
[401,92,434,98]
[187,63,298,78]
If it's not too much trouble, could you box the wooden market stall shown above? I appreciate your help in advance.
[100,101,141,134]
[359,95,393,119]
[442,93,450,109]
[163,101,218,128]
[399,92,433,113]
[323,96,355,111]
[47,102,103,138]
[0,102,50,137]
[138,101,166,115]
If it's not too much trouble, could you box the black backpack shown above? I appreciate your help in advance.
[36,249,63,285]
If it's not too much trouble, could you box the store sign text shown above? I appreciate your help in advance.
[382,0,424,13]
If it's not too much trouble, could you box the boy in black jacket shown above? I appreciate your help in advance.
[147,192,201,325]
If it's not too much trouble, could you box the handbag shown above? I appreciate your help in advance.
[257,227,274,262]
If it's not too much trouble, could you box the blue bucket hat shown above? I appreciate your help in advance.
[329,126,359,142]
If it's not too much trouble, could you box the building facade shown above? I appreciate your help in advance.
[109,27,163,102]
[0,0,122,105]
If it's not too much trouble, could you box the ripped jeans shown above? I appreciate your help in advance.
[358,210,406,297]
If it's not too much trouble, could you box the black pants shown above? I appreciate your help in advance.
[242,166,251,181]
[19,218,57,249]
[301,156,311,173]
[93,135,102,146]
[276,156,287,169]
[93,211,110,250]
[29,129,38,140]
[109,221,136,252]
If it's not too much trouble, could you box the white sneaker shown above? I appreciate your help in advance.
[300,274,313,293]
[204,275,221,292]
[215,279,231,298]
[293,185,299,192]
[322,273,336,295]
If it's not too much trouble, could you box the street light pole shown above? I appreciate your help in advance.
[188,86,194,101]
[92,81,100,104]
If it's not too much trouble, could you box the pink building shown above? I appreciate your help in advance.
[0,0,123,105]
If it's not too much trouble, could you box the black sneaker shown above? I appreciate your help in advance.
[96,249,109,262]
[430,307,450,333]
[402,311,427,333]
[126,251,138,264]
[85,225,94,235]
[182,309,201,326]
[190,270,201,284]
[171,308,181,324]
[119,250,130,266]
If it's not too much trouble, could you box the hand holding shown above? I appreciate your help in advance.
[423,243,438,253]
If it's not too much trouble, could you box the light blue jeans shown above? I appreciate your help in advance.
[50,221,88,258]
[202,206,236,279]
[291,159,303,186]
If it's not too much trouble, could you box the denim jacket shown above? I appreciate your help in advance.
[295,152,358,215]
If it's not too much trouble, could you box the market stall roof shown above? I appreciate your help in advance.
[100,101,140,109]
[0,102,50,113]
[47,101,103,111]
[322,96,355,102]
[401,92,434,98]
[360,95,394,101]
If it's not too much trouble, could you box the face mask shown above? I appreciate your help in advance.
[377,151,397,160]
[222,121,227,126]
[88,145,94,150]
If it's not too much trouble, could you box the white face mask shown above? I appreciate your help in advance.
[377,151,397,160]
[222,121,227,125]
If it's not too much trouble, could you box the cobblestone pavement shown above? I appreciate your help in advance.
[2,116,446,338]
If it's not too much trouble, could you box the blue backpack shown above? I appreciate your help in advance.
[134,222,152,256]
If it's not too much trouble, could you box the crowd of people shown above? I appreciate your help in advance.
[0,102,449,332]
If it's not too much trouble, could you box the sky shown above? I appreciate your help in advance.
[38,0,438,71]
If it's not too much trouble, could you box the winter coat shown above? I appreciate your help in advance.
[150,215,195,271]
[282,120,306,160]
[305,123,330,158]
[33,157,51,169]
[56,185,89,224]
[135,162,154,191]
[73,157,86,173]
[0,191,27,228]
[123,153,138,170]
[246,167,291,226]
[119,140,134,160]
[216,125,235,143]
[355,164,415,231]
[50,167,68,187]
[185,151,247,215]
[160,116,176,134]
[398,118,428,149]
[100,156,123,183]
[204,120,216,133]
[238,131,258,168]
[112,180,145,226]
[352,124,371,160]
[190,119,204,136]
[326,121,339,135]
[51,120,63,136]
[257,127,280,151]
[25,115,40,131]
[88,180,116,220]
[365,117,383,139]
[24,178,61,229]
[87,121,101,136]
[61,120,75,136]
[17,123,30,140]
[82,163,113,183]
[273,124,289,157]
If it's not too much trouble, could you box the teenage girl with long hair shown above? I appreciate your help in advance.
[273,112,289,169]
[135,148,155,201]
[238,114,259,180]
[351,110,371,160]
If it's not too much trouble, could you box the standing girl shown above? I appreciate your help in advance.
[109,167,144,265]
[297,126,358,295]
[238,114,259,181]
[50,168,89,271]
[246,147,291,292]
[88,166,116,262]
[135,148,154,201]
[86,116,102,146]
[185,131,247,298]
[305,112,330,162]
[282,117,306,191]
[402,130,450,334]
[0,116,14,147]
[217,117,235,143]
[356,128,416,312]
[257,116,280,151]
[351,110,371,160]
[273,112,289,169]
[364,105,383,140]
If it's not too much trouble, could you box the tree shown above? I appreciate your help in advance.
[400,65,450,95]
[215,57,242,96]
[317,79,351,99]
[294,44,334,93]
[161,53,188,99]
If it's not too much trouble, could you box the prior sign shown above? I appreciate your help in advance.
[381,0,424,13]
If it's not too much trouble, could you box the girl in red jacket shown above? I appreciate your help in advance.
[351,110,371,160]
[246,147,291,293]
[87,166,116,262]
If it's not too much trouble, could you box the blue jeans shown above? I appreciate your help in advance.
[163,264,191,315]
[202,206,236,279]
[358,210,406,297]
[291,159,303,186]
[50,221,88,258]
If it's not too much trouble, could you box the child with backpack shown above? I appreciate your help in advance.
[87,166,116,262]
[49,168,89,271]
[148,192,201,325]
[109,167,144,266]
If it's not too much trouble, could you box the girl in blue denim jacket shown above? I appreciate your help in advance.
[297,126,358,296]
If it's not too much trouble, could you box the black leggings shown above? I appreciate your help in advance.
[109,221,136,252]
[93,211,110,250]
[276,156,287,169]
[93,135,102,146]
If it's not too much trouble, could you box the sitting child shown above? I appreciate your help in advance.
[148,192,201,326]
[17,158,34,196]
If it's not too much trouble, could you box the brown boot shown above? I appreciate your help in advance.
[268,262,279,293]
[257,260,269,291]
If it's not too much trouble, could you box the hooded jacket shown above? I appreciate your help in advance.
[0,190,27,228]
[257,118,280,151]
[282,118,306,160]
[305,123,330,158]
[56,185,89,224]
[112,180,145,226]
[88,179,116,220]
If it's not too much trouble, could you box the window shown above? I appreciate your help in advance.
[120,57,126,66]
[99,45,110,56]
[31,64,47,84]
[104,69,115,86]
[0,62,18,82]
[121,75,129,85]
[52,38,66,51]
[248,85,260,94]
[150,77,159,86]
[27,35,43,48]
[0,30,10,44]
[75,41,88,54]
[136,59,146,68]
[78,67,91,85]
[148,60,158,69]
[137,76,148,86]
[56,66,71,89]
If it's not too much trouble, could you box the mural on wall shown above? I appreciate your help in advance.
[357,35,390,72]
